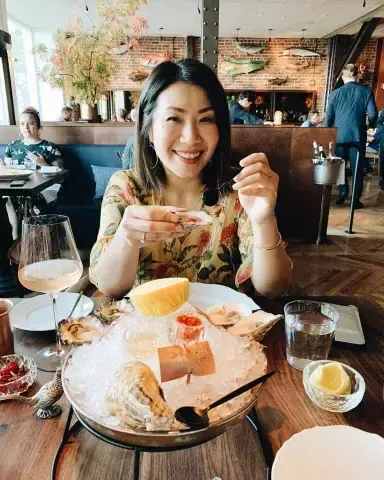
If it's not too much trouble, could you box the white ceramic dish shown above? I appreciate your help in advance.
[272,426,384,480]
[10,292,94,331]
[188,283,258,311]
[0,169,34,181]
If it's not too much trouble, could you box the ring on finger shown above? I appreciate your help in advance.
[264,166,272,177]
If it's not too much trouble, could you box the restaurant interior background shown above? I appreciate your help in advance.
[1,0,384,305]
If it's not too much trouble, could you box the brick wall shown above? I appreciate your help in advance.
[108,36,379,113]
[357,38,378,86]
[109,37,187,91]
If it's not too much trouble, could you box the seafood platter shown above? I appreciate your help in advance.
[62,279,281,448]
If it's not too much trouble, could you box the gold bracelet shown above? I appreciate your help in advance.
[254,231,283,251]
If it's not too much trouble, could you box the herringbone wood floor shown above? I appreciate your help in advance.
[288,174,384,308]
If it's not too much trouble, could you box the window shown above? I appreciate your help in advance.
[8,19,39,115]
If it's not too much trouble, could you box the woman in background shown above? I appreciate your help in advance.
[3,107,64,238]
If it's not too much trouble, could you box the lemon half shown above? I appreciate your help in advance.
[129,278,189,317]
[309,362,351,395]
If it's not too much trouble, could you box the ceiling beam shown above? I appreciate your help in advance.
[200,0,219,72]
[324,4,384,38]
[333,17,382,86]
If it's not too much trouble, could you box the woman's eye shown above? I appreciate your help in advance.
[200,116,215,123]
[166,116,181,123]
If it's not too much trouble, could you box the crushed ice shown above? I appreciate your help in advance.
[64,304,267,430]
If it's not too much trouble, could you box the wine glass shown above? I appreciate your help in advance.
[18,215,83,372]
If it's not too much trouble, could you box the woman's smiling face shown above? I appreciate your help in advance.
[150,82,219,180]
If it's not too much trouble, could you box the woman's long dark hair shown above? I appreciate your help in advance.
[134,59,231,194]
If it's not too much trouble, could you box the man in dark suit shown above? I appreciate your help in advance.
[229,91,265,125]
[324,64,378,208]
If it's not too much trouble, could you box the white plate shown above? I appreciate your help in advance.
[11,293,94,331]
[0,169,34,181]
[272,426,384,480]
[188,283,258,312]
[42,169,62,177]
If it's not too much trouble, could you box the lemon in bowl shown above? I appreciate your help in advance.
[303,360,365,412]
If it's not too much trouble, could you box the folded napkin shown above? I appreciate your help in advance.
[40,166,60,173]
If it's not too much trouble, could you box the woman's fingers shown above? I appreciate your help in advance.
[239,153,269,168]
[234,161,272,183]
[126,205,185,223]
[126,217,184,233]
[233,172,277,191]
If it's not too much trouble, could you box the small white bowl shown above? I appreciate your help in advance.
[303,360,365,413]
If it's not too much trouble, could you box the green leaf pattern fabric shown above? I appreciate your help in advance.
[5,139,63,166]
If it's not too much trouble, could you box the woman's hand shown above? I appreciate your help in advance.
[27,151,47,167]
[233,153,279,225]
[119,205,186,247]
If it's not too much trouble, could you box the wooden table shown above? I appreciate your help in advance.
[255,295,384,463]
[1,295,383,480]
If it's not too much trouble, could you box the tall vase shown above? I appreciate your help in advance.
[88,104,99,123]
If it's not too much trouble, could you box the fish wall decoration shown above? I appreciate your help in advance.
[286,59,312,71]
[222,57,270,80]
[126,69,149,82]
[281,48,321,57]
[268,77,288,86]
[109,44,131,55]
[236,43,267,55]
[140,50,174,67]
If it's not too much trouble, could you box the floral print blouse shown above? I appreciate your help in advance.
[90,170,255,292]
[5,140,63,167]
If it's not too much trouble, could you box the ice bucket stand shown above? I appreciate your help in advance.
[313,161,343,246]
[51,405,273,480]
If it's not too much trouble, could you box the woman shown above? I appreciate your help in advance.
[3,107,64,238]
[90,59,292,298]
[5,107,63,168]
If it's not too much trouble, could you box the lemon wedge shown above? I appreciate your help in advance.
[129,278,189,317]
[309,362,351,395]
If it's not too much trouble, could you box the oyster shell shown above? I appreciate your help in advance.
[227,310,283,342]
[94,298,133,325]
[206,303,252,326]
[58,316,105,345]
[105,361,174,431]
[177,211,213,231]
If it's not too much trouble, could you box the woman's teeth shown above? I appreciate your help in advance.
[176,151,201,159]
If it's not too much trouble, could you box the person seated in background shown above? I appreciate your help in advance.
[129,108,137,123]
[301,110,321,127]
[368,108,384,189]
[5,107,63,169]
[117,108,129,122]
[4,107,64,238]
[89,59,292,299]
[61,106,74,122]
[229,90,272,125]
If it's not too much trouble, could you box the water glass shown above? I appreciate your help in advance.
[284,300,339,371]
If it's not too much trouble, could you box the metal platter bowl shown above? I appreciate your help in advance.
[62,351,266,449]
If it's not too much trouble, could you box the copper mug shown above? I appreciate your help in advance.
[0,299,14,357]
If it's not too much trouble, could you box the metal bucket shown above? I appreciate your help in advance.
[313,162,342,185]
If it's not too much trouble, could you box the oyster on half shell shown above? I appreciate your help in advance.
[105,361,174,431]
[206,303,252,326]
[94,298,133,325]
[58,316,105,345]
[227,310,283,342]
[177,211,213,231]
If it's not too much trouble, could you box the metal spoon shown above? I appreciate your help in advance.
[174,371,276,430]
